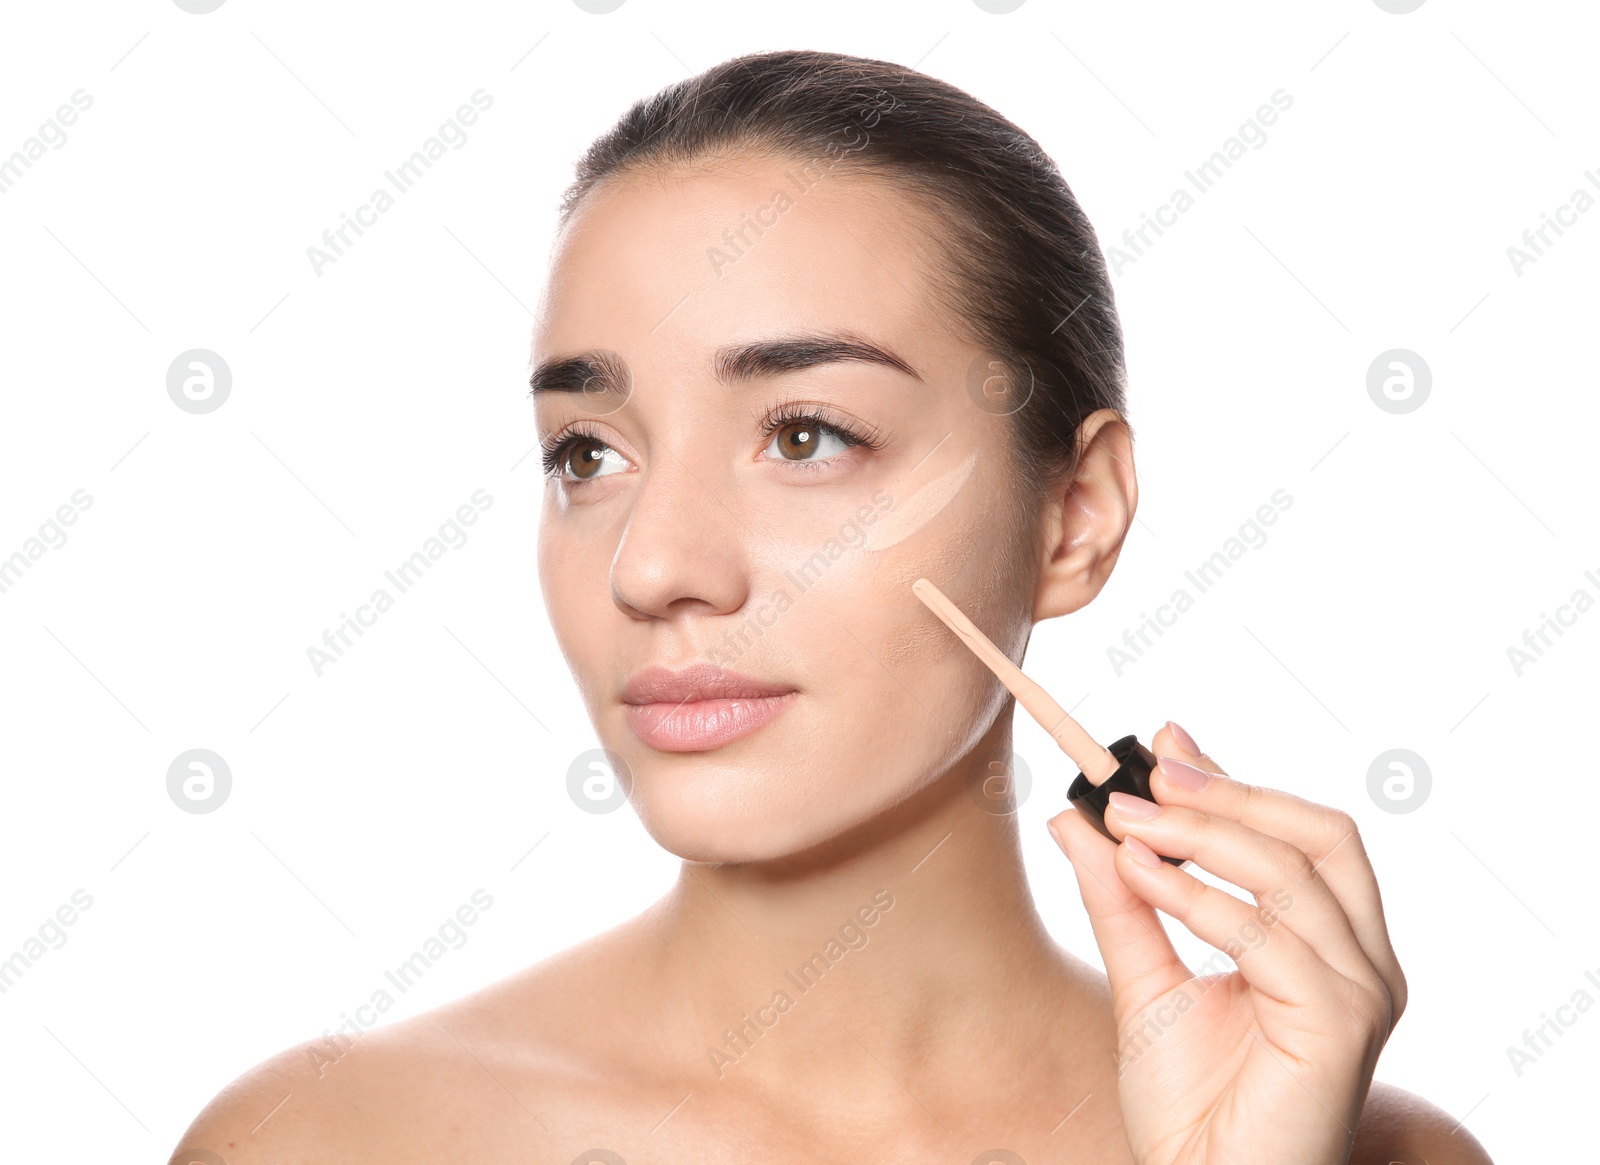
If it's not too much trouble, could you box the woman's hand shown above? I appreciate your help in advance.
[1047,722,1409,1165]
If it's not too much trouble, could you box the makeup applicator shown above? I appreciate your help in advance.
[911,577,1183,865]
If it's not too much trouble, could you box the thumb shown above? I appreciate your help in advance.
[1049,805,1189,1011]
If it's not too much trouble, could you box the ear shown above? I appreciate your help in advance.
[1032,408,1138,622]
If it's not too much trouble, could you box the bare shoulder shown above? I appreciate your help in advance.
[169,915,661,1165]
[167,1016,457,1165]
[1351,1080,1495,1165]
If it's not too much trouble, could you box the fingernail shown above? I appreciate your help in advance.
[1157,755,1210,792]
[1047,820,1068,855]
[1166,720,1201,755]
[1107,790,1160,820]
[1122,834,1163,868]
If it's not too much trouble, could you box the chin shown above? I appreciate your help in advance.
[620,753,917,866]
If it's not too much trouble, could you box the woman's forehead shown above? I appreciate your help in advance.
[534,163,964,385]
[548,160,940,308]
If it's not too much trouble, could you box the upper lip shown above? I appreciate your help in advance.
[621,664,797,705]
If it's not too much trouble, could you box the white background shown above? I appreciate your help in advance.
[1,1,1595,1160]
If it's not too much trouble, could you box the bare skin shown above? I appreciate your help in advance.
[173,151,1493,1164]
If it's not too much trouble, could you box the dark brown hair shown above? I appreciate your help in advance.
[560,48,1128,498]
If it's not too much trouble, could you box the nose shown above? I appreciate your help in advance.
[610,454,751,621]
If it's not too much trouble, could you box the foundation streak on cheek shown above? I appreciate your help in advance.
[867,457,1000,674]
[861,451,979,552]
[875,509,995,673]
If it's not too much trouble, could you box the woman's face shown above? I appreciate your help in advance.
[534,151,1045,863]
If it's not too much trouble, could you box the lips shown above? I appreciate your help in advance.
[621,664,798,752]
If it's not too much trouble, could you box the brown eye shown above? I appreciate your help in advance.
[765,420,849,462]
[567,438,608,479]
[549,435,627,482]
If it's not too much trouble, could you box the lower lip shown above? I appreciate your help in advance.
[623,692,799,752]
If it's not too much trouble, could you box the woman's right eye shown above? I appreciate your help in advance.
[548,436,629,482]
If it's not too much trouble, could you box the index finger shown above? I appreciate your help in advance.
[1146,742,1406,1026]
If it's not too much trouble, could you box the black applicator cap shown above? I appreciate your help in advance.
[1065,734,1184,866]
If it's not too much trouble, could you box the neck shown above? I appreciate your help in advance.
[633,712,1088,1095]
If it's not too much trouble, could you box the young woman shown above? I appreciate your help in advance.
[175,50,1493,1165]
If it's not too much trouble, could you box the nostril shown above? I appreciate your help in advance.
[608,517,751,622]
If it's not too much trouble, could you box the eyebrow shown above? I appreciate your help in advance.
[528,333,921,398]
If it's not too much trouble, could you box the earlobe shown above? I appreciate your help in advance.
[1031,408,1138,623]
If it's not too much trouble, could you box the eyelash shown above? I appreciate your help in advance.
[759,399,887,459]
[540,422,608,479]
[539,400,886,481]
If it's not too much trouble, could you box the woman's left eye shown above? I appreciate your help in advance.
[761,419,855,462]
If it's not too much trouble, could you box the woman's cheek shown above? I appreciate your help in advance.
[877,611,952,673]
[537,529,615,700]
[869,489,1015,658]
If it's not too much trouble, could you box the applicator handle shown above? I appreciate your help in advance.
[1065,735,1185,866]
